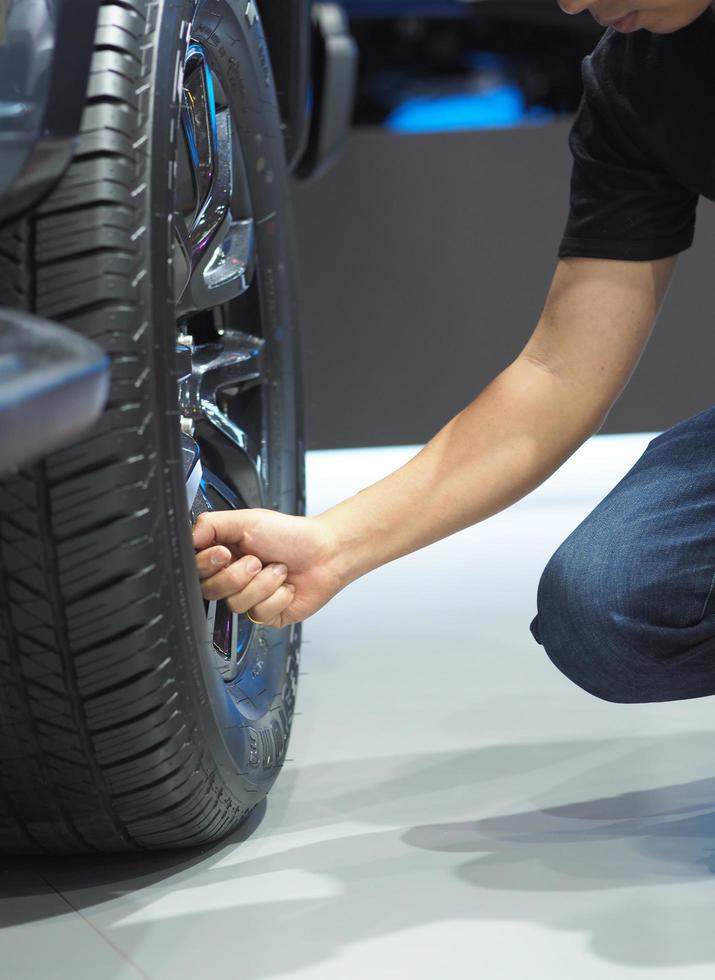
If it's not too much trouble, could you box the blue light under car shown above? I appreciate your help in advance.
[386,84,555,134]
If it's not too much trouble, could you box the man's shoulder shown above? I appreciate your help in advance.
[588,10,715,87]
[577,9,715,197]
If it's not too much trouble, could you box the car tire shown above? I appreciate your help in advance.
[0,0,305,854]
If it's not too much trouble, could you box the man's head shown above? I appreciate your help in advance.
[558,0,713,34]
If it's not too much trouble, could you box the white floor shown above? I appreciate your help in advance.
[5,433,715,979]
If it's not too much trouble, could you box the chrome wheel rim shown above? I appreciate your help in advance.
[174,38,268,685]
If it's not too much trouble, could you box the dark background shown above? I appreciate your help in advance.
[290,8,715,450]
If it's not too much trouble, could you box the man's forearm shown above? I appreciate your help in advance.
[318,357,608,586]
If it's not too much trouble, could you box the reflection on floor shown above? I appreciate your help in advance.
[5,432,715,979]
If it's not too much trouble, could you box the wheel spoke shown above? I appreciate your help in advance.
[182,433,203,511]
[190,329,265,400]
[206,600,249,681]
[176,46,256,317]
[203,216,255,295]
[181,45,216,213]
[201,399,266,495]
[191,107,230,260]
[178,330,266,442]
[178,325,266,500]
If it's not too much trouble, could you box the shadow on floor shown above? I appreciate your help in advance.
[2,732,715,975]
[405,766,715,968]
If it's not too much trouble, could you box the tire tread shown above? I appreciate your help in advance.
[0,0,299,855]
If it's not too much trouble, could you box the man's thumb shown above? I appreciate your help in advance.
[191,510,249,550]
[191,513,218,550]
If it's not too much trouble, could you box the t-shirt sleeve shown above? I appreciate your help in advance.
[558,42,699,262]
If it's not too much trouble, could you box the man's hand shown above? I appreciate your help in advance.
[192,509,345,629]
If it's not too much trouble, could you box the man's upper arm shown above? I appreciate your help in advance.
[519,255,677,420]
[518,31,692,430]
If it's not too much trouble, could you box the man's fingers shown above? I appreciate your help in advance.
[195,545,233,581]
[201,554,264,600]
[248,584,296,628]
[225,563,288,614]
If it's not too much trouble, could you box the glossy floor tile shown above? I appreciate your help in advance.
[4,432,715,979]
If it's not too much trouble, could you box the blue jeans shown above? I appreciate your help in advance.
[530,403,715,704]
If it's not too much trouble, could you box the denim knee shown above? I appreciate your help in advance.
[530,540,647,704]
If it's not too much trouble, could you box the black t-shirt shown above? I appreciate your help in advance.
[559,5,715,261]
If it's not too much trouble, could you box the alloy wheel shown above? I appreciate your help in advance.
[174,38,269,685]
